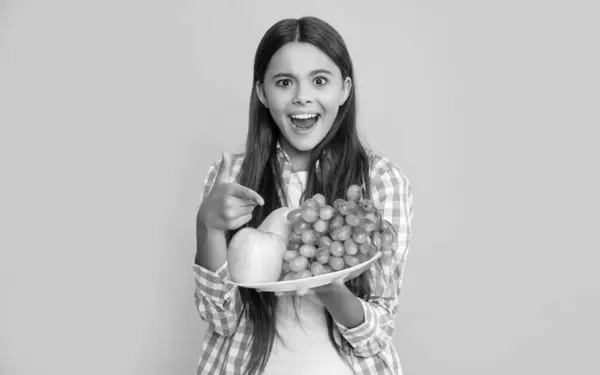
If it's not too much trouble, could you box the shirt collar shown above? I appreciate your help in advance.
[276,140,323,172]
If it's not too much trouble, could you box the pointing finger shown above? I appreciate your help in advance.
[229,183,265,206]
[228,196,260,208]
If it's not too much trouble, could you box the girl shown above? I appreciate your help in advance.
[194,16,413,375]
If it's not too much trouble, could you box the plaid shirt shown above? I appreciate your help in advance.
[193,145,413,375]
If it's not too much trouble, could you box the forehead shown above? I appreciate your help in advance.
[266,42,341,77]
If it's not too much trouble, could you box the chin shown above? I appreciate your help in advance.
[289,139,321,153]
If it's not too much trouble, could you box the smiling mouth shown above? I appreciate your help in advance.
[289,114,320,130]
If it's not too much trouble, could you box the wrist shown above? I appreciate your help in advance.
[195,210,228,271]
[315,282,366,329]
[197,202,223,233]
[197,217,226,240]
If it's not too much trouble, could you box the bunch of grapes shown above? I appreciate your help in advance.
[280,184,398,281]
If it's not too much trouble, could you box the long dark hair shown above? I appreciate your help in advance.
[225,16,373,375]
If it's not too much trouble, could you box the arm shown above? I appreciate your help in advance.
[315,282,365,328]
[193,159,243,337]
[195,216,228,272]
[323,161,414,358]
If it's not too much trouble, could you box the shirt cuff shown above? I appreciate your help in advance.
[193,260,229,278]
[193,261,236,304]
[333,297,378,348]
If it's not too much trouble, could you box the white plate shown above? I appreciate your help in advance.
[226,251,382,292]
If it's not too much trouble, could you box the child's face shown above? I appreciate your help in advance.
[257,42,351,155]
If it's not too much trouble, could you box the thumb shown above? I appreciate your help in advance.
[215,152,232,184]
[296,288,314,297]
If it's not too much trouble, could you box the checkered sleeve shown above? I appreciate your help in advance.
[193,159,243,337]
[335,158,413,360]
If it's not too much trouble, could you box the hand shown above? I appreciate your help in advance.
[197,152,264,232]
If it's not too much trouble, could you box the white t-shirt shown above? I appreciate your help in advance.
[261,172,354,375]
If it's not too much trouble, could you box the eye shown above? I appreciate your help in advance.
[314,76,329,85]
[276,79,292,87]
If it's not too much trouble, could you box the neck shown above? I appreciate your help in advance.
[280,138,310,172]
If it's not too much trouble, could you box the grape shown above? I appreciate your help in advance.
[293,220,312,234]
[310,262,326,276]
[289,256,309,272]
[339,201,359,216]
[313,219,329,233]
[318,235,333,248]
[301,230,319,245]
[296,269,313,279]
[283,250,300,262]
[330,241,345,257]
[329,228,340,241]
[343,255,360,267]
[319,205,335,220]
[289,231,303,244]
[345,214,361,227]
[275,186,393,282]
[356,210,366,221]
[358,241,371,255]
[365,212,379,225]
[352,227,369,243]
[301,199,320,211]
[348,201,360,213]
[344,238,358,255]
[368,244,379,257]
[288,242,301,251]
[362,219,378,233]
[330,215,345,231]
[287,209,303,224]
[357,254,369,264]
[359,199,375,212]
[381,220,394,233]
[282,261,291,273]
[328,256,345,271]
[316,249,330,264]
[371,231,382,250]
[312,194,326,208]
[301,207,319,223]
[299,244,317,258]
[333,198,346,211]
[337,225,352,241]
[346,185,362,202]
[381,231,394,249]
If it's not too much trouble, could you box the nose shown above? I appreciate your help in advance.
[292,82,313,105]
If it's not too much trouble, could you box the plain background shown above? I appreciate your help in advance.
[1,0,599,374]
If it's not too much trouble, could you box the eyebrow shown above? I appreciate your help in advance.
[271,69,334,80]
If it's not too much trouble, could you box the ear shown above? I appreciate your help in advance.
[339,76,353,106]
[255,81,269,108]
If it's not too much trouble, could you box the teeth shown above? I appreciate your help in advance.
[290,113,318,119]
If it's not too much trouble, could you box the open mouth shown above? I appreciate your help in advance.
[289,113,320,131]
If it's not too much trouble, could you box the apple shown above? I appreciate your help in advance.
[227,207,291,284]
